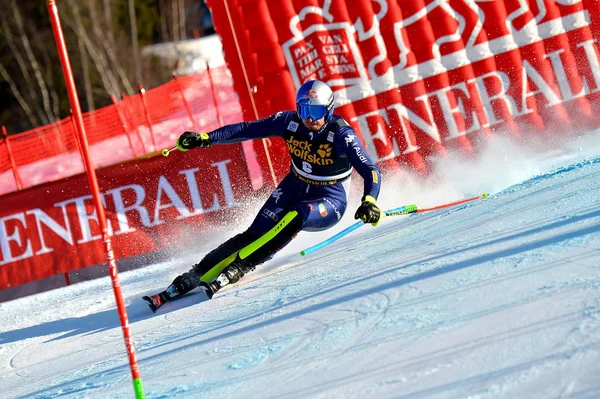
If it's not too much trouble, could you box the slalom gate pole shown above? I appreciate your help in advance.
[300,193,488,256]
[47,2,145,398]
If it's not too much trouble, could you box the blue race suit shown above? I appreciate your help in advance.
[191,111,381,280]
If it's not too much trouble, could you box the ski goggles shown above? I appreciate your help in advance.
[297,103,328,120]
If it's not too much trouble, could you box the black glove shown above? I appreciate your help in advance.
[176,131,211,151]
[354,195,382,226]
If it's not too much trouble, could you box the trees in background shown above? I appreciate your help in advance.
[0,0,212,134]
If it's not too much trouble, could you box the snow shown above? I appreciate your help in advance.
[1,132,599,399]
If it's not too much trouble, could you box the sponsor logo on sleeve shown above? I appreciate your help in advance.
[262,208,279,221]
[324,198,341,220]
[344,135,356,147]
[272,188,283,204]
[288,121,299,132]
[318,203,328,217]
[354,146,368,163]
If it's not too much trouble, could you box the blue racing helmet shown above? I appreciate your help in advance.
[296,80,335,121]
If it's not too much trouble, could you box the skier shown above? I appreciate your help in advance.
[143,79,382,311]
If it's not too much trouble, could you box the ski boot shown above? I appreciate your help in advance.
[200,260,255,299]
[170,271,201,296]
[142,271,200,313]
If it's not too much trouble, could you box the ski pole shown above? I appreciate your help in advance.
[300,221,362,257]
[161,146,178,157]
[299,193,488,256]
[415,192,488,213]
[300,204,416,256]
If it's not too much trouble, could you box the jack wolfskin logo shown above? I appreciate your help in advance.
[287,136,333,166]
[317,144,331,158]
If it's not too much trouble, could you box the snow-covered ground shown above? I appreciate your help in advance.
[1,132,599,399]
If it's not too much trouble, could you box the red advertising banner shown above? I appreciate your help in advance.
[4,0,600,291]
[208,0,600,171]
[0,144,253,289]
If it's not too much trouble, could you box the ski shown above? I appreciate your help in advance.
[143,263,256,312]
[142,291,171,313]
[142,283,217,313]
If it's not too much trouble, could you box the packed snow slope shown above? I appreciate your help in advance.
[0,133,599,399]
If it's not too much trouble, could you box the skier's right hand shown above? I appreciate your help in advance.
[176,131,211,151]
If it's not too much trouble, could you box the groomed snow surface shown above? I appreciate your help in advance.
[1,133,599,399]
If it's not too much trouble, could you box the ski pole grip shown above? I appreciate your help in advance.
[162,146,178,157]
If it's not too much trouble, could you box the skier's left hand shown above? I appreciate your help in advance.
[354,195,382,226]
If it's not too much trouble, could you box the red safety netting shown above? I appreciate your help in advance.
[5,119,84,191]
[10,119,79,165]
[0,66,243,196]
[82,104,137,167]
[178,72,223,132]
[0,136,18,194]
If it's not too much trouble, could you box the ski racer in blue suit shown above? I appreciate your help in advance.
[152,80,382,306]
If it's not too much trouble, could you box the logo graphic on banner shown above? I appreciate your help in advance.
[283,22,368,88]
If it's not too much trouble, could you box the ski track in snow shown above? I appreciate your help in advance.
[0,142,599,398]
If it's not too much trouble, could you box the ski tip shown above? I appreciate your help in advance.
[142,296,158,313]
[482,192,489,199]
